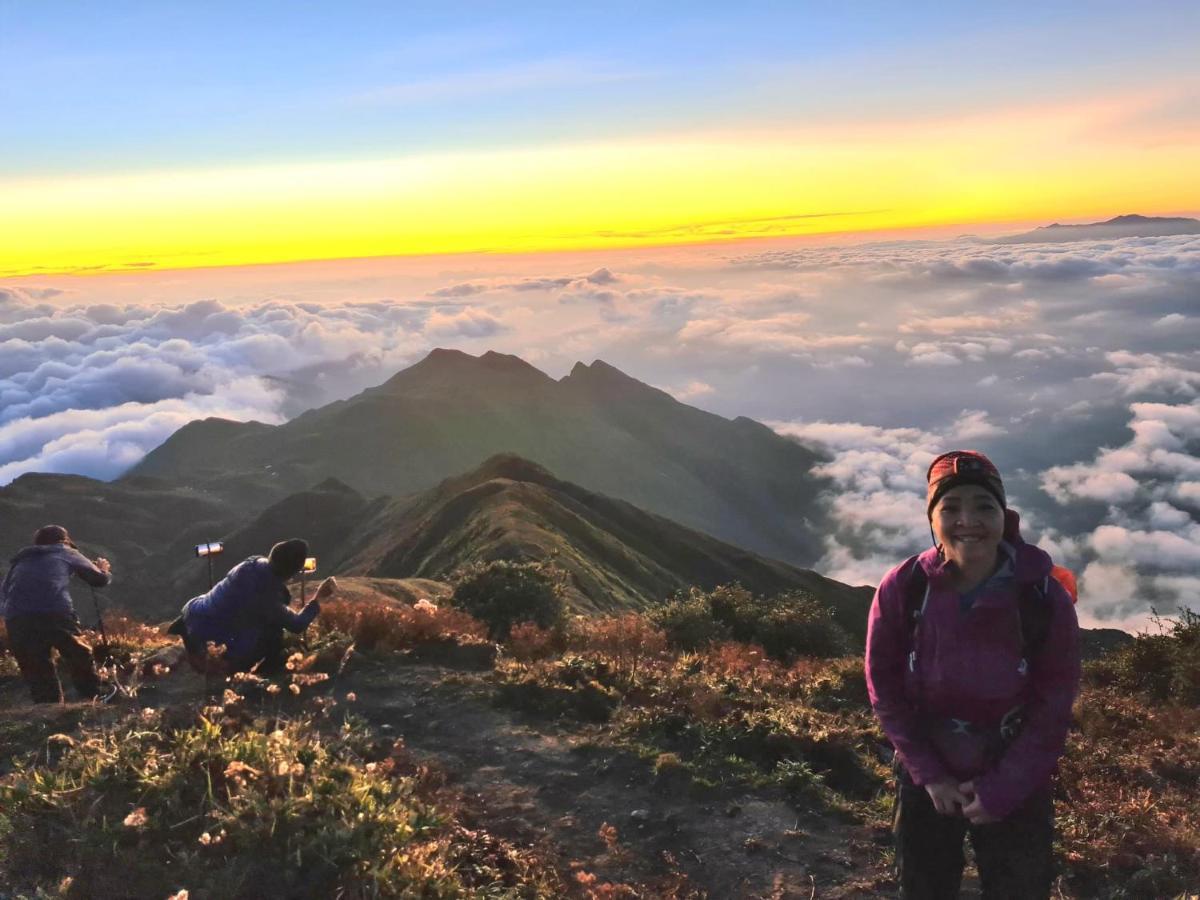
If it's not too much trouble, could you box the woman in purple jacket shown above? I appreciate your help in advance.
[865,450,1080,899]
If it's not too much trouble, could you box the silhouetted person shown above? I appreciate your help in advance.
[1,525,112,703]
[173,538,332,675]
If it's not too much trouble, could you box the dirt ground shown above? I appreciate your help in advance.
[0,653,897,899]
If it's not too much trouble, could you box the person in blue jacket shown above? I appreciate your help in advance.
[1,525,113,703]
[176,538,333,675]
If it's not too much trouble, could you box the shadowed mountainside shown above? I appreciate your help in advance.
[0,472,242,613]
[337,454,874,633]
[145,454,872,636]
[129,349,832,567]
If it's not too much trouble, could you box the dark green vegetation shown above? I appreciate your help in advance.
[1084,609,1200,704]
[649,584,851,662]
[450,560,567,640]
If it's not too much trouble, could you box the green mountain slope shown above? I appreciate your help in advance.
[319,454,873,636]
[129,349,831,567]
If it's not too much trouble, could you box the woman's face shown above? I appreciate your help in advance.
[931,484,1004,570]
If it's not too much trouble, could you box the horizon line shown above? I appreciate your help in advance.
[6,209,1198,282]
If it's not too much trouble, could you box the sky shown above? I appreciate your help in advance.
[3,2,1199,274]
[2,2,1198,630]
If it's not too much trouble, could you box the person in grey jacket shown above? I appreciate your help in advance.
[1,525,112,703]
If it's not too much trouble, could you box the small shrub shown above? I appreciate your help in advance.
[755,593,850,661]
[450,560,566,640]
[651,584,849,662]
[507,622,564,662]
[807,657,870,711]
[570,614,669,685]
[316,597,486,652]
[698,642,773,679]
[493,656,620,722]
[1084,609,1200,705]
[648,591,729,651]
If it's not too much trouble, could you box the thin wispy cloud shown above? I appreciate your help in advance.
[350,57,647,107]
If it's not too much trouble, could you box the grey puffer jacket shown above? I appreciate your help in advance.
[1,544,110,619]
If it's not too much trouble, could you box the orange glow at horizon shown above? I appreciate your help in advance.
[3,92,1197,278]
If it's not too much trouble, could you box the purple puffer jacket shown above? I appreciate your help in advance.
[864,511,1081,819]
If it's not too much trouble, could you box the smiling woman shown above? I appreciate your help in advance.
[865,449,1081,898]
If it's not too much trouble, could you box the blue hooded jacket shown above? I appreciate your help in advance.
[182,556,317,659]
[1,544,110,619]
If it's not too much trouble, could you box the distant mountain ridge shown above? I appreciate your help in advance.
[130,349,832,567]
[148,453,873,637]
[990,214,1200,244]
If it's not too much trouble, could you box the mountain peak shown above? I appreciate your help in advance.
[467,453,558,486]
[377,348,554,393]
[563,359,677,404]
[430,453,561,499]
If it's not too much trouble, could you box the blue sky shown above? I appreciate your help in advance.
[5,0,1198,175]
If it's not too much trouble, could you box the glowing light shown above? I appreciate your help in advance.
[2,93,1196,277]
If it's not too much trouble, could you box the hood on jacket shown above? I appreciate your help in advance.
[917,507,1053,585]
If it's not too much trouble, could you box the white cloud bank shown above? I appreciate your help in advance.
[1,232,1198,627]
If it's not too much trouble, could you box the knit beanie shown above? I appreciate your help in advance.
[33,524,75,547]
[926,450,1006,518]
[267,538,309,577]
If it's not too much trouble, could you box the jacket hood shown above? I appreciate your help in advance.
[918,507,1053,585]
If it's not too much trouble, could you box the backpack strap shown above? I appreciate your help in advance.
[901,557,930,672]
[1015,576,1054,675]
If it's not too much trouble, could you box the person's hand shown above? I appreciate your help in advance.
[316,576,337,599]
[95,557,112,574]
[958,781,1000,824]
[924,780,968,815]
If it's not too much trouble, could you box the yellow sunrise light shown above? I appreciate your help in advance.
[1,90,1196,277]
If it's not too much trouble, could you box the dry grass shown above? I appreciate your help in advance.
[314,596,488,652]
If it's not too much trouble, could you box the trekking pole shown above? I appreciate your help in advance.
[299,558,318,651]
[89,585,109,646]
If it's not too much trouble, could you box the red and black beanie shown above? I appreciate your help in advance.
[926,450,1006,518]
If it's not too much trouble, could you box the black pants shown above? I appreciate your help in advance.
[181,623,285,676]
[5,613,102,703]
[894,766,1054,899]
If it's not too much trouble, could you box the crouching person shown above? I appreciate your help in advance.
[174,539,334,676]
[1,525,112,703]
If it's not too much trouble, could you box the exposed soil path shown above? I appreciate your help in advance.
[339,658,891,899]
[0,657,894,898]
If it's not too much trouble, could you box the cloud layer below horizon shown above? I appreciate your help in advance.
[2,233,1198,630]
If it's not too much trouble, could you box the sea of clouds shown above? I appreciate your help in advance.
[2,233,1197,629]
